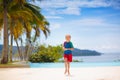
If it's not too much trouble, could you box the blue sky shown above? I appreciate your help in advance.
[0,0,120,53]
[36,0,120,53]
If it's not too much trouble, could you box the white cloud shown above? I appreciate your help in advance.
[65,18,109,29]
[36,0,110,8]
[30,0,120,15]
[38,0,67,8]
[68,18,106,27]
[44,7,81,15]
[110,0,120,9]
[60,7,81,15]
[45,16,63,19]
[66,17,120,29]
[79,0,110,7]
[50,23,61,30]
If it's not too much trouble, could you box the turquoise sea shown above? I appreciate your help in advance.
[72,53,120,62]
[29,53,120,68]
[29,62,120,68]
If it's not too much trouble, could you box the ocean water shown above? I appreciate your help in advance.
[72,53,120,62]
[29,53,120,68]
[29,62,120,68]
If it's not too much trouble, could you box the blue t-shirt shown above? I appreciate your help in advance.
[64,41,74,54]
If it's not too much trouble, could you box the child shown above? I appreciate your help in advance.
[63,34,74,75]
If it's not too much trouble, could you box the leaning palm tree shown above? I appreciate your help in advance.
[26,1,50,60]
[23,3,50,60]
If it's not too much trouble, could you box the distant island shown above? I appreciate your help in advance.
[72,48,102,56]
[0,45,102,56]
[0,45,18,56]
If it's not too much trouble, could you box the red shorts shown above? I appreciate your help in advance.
[64,54,72,62]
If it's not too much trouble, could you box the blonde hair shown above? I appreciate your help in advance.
[65,34,71,38]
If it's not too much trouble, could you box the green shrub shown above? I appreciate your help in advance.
[29,45,63,63]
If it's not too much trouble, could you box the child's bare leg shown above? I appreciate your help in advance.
[64,58,68,74]
[67,61,70,75]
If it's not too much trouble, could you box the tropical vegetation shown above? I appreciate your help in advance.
[0,0,50,64]
[29,45,63,63]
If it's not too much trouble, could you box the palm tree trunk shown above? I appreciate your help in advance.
[9,35,13,62]
[15,40,23,61]
[24,44,29,61]
[20,38,24,60]
[1,0,9,64]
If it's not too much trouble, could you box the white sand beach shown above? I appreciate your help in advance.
[0,67,120,80]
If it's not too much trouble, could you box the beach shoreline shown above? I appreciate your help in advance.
[0,66,120,80]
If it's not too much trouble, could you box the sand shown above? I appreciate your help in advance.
[0,66,120,80]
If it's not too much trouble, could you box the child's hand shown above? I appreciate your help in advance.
[63,47,68,50]
[66,48,74,50]
[65,48,68,50]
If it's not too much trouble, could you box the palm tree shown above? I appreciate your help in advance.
[9,2,50,61]
[0,0,50,63]
[0,0,25,63]
[0,0,9,64]
[9,34,13,62]
[23,3,50,61]
[0,0,27,63]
